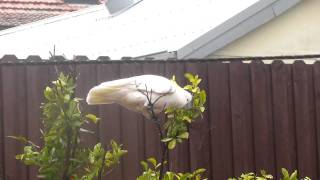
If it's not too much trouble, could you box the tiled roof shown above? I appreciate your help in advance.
[0,0,95,26]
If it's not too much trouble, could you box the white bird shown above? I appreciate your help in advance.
[86,75,192,119]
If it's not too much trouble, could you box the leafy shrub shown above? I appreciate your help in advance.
[11,72,207,180]
[138,73,207,180]
[10,73,126,180]
[137,157,207,180]
[228,168,311,180]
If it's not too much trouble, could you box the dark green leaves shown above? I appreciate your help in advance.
[163,73,206,150]
[280,168,310,180]
[138,157,207,180]
[177,132,189,139]
[85,114,100,124]
[139,73,207,180]
[82,141,127,180]
[228,169,311,180]
[168,139,177,150]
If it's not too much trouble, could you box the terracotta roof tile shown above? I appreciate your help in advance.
[1,0,63,3]
[0,0,97,27]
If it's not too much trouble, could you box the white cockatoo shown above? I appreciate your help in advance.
[86,75,192,119]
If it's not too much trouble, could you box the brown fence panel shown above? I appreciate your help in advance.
[229,61,255,176]
[75,63,99,147]
[141,62,164,162]
[313,61,320,177]
[0,62,4,180]
[250,61,276,176]
[165,62,190,173]
[25,63,50,180]
[97,63,123,180]
[119,63,145,179]
[207,62,234,179]
[2,64,28,180]
[185,62,212,178]
[271,61,297,177]
[292,61,318,179]
[1,59,320,179]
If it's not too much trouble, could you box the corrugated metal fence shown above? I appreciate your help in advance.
[0,56,320,179]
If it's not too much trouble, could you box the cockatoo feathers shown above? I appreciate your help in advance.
[86,75,192,119]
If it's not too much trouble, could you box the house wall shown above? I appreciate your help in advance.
[208,0,320,58]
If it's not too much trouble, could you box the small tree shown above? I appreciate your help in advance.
[137,73,207,180]
[10,73,126,180]
[11,72,207,180]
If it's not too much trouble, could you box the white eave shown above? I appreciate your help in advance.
[0,0,300,60]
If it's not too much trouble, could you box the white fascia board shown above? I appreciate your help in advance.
[177,0,301,59]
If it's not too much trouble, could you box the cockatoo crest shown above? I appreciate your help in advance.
[86,75,192,119]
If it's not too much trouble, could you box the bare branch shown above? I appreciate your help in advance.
[135,83,170,180]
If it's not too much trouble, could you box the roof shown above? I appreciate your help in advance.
[0,0,301,59]
[0,0,94,26]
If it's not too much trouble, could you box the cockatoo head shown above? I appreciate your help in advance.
[183,90,193,109]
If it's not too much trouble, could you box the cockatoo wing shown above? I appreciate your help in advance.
[128,75,175,94]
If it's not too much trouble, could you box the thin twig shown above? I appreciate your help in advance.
[136,83,171,180]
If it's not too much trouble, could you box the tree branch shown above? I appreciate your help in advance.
[137,84,171,180]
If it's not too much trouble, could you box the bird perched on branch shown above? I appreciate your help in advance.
[86,75,192,119]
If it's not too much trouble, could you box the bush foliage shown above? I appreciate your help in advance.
[11,73,126,180]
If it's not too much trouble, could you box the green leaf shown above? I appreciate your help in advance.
[44,87,54,100]
[194,168,206,174]
[140,161,148,171]
[282,168,290,178]
[64,94,70,102]
[289,170,298,180]
[199,90,206,104]
[7,135,28,144]
[177,132,189,139]
[184,73,194,81]
[183,85,193,91]
[168,139,177,150]
[161,138,173,142]
[7,135,39,148]
[85,114,100,124]
[195,78,202,86]
[182,116,192,123]
[147,157,157,167]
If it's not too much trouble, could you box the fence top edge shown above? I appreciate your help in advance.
[0,54,320,65]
